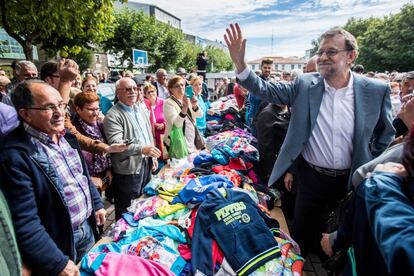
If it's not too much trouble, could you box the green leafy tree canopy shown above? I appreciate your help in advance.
[309,4,414,71]
[0,0,121,61]
[102,8,233,73]
[205,45,233,72]
[102,8,185,71]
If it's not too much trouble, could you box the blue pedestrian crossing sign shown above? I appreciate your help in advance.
[132,49,148,67]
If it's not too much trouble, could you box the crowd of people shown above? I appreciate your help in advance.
[0,24,413,276]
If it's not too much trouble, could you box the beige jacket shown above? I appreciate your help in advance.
[163,97,202,154]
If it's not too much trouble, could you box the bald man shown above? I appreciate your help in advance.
[304,55,318,73]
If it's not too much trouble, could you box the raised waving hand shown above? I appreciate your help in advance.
[224,23,248,73]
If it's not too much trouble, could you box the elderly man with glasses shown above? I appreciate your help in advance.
[6,61,38,95]
[104,77,161,220]
[0,80,106,275]
[225,24,395,257]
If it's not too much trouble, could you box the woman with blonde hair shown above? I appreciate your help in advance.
[190,75,208,135]
[82,76,113,115]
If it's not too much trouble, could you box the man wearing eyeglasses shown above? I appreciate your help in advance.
[6,61,38,95]
[0,80,106,275]
[104,77,161,220]
[40,61,60,89]
[224,24,394,256]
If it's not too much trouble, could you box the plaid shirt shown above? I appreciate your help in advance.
[24,123,92,229]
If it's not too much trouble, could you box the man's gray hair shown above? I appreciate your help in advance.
[156,68,167,77]
[400,72,414,83]
[115,78,122,90]
[406,71,414,80]
[291,69,303,80]
[15,61,37,76]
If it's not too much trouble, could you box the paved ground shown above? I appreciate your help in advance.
[101,198,328,276]
[102,197,116,236]
[303,253,328,276]
[282,217,328,276]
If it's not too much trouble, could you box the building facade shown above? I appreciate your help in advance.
[248,56,306,72]
[185,34,228,52]
[0,28,39,68]
[115,2,181,29]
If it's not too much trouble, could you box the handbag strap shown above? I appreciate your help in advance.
[170,95,195,122]
[170,95,205,149]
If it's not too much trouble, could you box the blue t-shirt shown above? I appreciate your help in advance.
[195,95,207,132]
[98,93,113,115]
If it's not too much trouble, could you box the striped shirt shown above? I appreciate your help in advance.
[24,123,92,229]
[120,102,152,145]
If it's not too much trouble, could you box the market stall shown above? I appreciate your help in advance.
[80,95,303,275]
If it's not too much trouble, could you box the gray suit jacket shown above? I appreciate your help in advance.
[241,71,395,187]
[103,102,154,175]
[352,142,403,188]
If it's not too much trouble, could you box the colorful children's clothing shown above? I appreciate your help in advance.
[191,188,281,276]
[131,196,167,220]
[80,252,174,276]
[125,236,187,275]
[172,175,234,205]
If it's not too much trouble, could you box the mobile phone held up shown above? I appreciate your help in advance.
[185,86,194,99]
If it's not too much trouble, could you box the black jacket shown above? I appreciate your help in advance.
[256,104,290,184]
[0,125,103,275]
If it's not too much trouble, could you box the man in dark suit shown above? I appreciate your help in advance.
[224,23,394,255]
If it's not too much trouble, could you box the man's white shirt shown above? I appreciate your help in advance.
[237,67,355,170]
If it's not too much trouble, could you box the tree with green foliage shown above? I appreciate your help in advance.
[342,4,414,71]
[343,17,381,40]
[309,4,414,72]
[60,46,94,72]
[0,0,121,61]
[177,42,202,73]
[102,8,186,72]
[103,8,234,73]
[151,23,186,71]
[204,45,233,72]
[356,4,414,72]
[102,9,150,69]
[309,37,321,57]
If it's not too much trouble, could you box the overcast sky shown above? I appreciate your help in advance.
[131,0,411,61]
